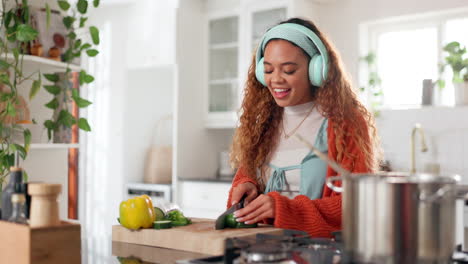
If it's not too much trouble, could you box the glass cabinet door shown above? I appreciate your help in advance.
[251,8,287,52]
[208,17,239,112]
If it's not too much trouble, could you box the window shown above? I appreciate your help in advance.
[361,9,468,108]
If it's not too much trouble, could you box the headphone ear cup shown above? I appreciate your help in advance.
[255,57,267,86]
[309,54,324,87]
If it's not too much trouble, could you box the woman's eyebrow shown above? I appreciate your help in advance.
[264,61,298,66]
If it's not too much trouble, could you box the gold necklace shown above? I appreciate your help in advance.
[282,105,315,139]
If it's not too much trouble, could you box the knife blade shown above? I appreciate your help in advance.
[215,194,246,230]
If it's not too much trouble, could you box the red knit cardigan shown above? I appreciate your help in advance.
[226,119,371,237]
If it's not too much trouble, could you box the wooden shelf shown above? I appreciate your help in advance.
[5,53,81,73]
[30,143,80,149]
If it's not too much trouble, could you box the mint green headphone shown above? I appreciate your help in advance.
[255,23,329,87]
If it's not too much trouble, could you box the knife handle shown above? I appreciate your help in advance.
[239,193,248,208]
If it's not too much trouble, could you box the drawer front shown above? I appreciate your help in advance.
[179,181,232,217]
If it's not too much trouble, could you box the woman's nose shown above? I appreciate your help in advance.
[271,70,284,83]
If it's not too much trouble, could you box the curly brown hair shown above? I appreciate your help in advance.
[231,18,381,185]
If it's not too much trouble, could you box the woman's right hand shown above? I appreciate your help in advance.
[230,182,258,206]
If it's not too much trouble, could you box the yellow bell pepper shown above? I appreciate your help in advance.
[119,195,156,230]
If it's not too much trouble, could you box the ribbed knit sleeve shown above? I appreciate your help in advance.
[267,192,342,237]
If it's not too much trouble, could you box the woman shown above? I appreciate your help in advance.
[228,17,381,237]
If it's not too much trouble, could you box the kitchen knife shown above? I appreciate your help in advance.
[215,195,246,230]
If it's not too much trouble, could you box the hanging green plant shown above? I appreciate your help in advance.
[42,0,100,140]
[0,0,41,186]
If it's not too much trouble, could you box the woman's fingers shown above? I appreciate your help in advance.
[234,194,275,223]
[234,197,263,218]
[231,182,257,206]
[244,188,258,205]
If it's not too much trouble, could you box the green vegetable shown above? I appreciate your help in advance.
[165,210,192,226]
[225,213,237,228]
[223,213,258,229]
[153,220,172,229]
[154,207,165,221]
[236,222,258,228]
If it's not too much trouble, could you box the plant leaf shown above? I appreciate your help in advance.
[44,120,55,140]
[7,26,17,42]
[6,101,16,116]
[45,98,59,109]
[23,129,31,152]
[84,74,94,83]
[44,120,55,129]
[23,171,28,182]
[79,17,88,28]
[57,110,75,127]
[12,48,19,61]
[77,0,88,14]
[14,144,26,159]
[74,39,82,50]
[46,3,51,30]
[43,73,59,82]
[80,43,91,51]
[68,32,77,40]
[93,0,100,7]
[74,97,92,108]
[89,26,100,45]
[86,49,99,57]
[63,16,75,30]
[44,85,61,95]
[0,59,10,69]
[0,72,11,85]
[16,24,38,42]
[71,88,79,99]
[5,11,13,28]
[30,79,41,100]
[78,118,91,131]
[58,1,71,11]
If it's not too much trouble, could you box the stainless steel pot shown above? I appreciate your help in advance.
[326,172,468,264]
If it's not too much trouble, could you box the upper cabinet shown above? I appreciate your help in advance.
[207,16,239,128]
[204,0,312,128]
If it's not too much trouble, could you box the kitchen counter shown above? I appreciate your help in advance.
[82,240,209,264]
[111,241,209,263]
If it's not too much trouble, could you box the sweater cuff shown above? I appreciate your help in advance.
[267,191,297,228]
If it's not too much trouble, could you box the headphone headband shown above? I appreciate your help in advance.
[255,23,329,84]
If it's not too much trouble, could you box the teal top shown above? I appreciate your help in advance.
[265,119,328,200]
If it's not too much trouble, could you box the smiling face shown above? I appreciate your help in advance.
[263,39,314,107]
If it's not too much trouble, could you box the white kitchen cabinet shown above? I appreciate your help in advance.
[204,0,315,128]
[178,180,231,219]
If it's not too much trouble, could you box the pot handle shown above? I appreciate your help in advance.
[326,176,343,193]
[419,185,468,203]
[419,185,452,203]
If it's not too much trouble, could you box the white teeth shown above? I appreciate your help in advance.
[274,89,289,92]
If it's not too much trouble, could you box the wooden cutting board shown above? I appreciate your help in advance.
[112,218,283,255]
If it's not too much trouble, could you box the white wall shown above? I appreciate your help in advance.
[176,0,235,180]
[80,1,178,262]
[311,0,468,90]
[124,65,175,183]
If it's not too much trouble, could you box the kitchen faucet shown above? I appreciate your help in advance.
[410,123,428,174]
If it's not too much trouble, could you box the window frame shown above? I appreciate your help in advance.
[359,7,468,108]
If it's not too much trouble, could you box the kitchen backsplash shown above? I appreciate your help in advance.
[377,106,468,183]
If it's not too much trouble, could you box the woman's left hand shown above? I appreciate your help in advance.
[233,194,275,224]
